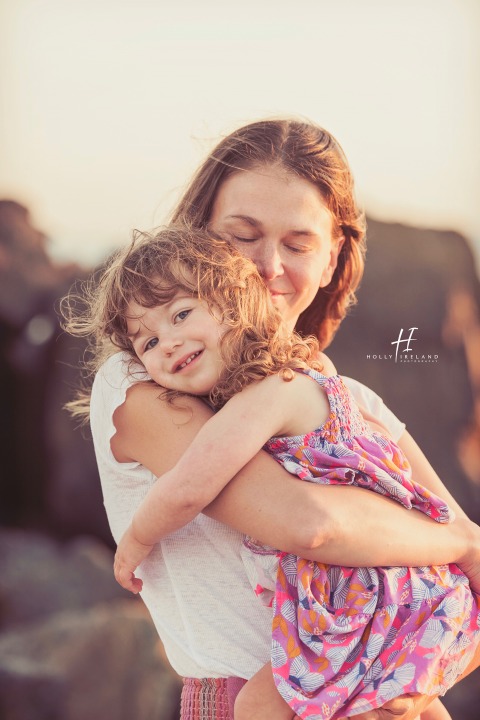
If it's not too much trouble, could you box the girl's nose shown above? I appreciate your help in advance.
[256,243,283,281]
[159,333,182,355]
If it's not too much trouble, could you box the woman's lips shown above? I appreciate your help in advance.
[269,290,287,301]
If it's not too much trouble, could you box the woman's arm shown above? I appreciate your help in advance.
[206,448,480,570]
[112,382,480,574]
[395,429,480,589]
[397,429,468,518]
[346,377,466,517]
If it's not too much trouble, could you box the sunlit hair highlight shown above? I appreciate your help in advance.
[171,118,366,348]
[62,225,322,420]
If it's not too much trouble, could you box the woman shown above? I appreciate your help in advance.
[85,119,480,720]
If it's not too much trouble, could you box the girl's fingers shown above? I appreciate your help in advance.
[114,563,143,593]
[128,575,143,594]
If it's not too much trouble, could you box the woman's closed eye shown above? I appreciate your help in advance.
[232,235,258,244]
[285,243,311,254]
[231,233,315,253]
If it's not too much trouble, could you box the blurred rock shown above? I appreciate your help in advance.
[0,529,182,720]
[0,601,181,720]
[330,217,480,522]
[329,217,480,720]
[0,663,65,720]
[0,200,110,543]
[43,330,112,544]
[0,530,128,629]
[0,201,182,717]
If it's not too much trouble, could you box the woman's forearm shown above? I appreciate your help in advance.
[397,429,469,519]
[205,451,479,568]
[116,383,478,571]
[300,486,478,568]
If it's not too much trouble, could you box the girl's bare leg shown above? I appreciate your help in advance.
[419,698,452,720]
[234,639,480,720]
[352,695,448,720]
[234,663,294,720]
[362,637,480,720]
[352,696,419,720]
[233,666,439,720]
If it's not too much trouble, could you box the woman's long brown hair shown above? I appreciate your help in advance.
[171,118,366,349]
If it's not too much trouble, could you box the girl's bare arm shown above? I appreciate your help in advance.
[128,376,300,546]
[113,382,480,572]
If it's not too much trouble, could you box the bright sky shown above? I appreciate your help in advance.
[1,0,479,268]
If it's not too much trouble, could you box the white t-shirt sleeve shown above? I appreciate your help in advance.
[341,376,406,442]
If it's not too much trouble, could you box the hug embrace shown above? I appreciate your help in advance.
[65,119,480,720]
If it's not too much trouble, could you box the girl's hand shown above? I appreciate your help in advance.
[113,524,154,594]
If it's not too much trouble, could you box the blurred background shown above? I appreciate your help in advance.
[0,1,479,718]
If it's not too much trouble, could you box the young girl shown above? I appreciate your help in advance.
[76,224,479,720]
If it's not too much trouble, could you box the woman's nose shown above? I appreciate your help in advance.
[256,243,284,281]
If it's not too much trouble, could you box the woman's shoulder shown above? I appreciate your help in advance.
[341,376,406,442]
[90,352,151,444]
[94,351,149,390]
[316,352,337,378]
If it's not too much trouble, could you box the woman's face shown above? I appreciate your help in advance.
[209,166,344,329]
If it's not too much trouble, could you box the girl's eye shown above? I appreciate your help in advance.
[174,309,191,323]
[145,337,159,352]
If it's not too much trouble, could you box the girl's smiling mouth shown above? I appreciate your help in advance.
[174,350,203,373]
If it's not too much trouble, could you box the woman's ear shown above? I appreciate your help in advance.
[320,234,345,287]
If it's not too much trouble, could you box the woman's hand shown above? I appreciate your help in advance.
[113,524,154,594]
[457,518,480,594]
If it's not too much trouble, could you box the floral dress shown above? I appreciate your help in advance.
[241,370,480,720]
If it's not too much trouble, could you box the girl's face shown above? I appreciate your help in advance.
[126,294,226,396]
[209,166,344,330]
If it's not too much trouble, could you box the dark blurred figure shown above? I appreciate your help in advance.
[0,201,110,541]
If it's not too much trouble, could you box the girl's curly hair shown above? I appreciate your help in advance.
[62,224,322,421]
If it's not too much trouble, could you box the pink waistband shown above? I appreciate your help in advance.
[180,677,247,720]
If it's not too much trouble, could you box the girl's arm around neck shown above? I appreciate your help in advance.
[119,375,300,546]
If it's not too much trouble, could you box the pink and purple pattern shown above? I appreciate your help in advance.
[255,370,480,719]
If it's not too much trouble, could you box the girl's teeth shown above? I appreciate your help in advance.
[180,352,199,369]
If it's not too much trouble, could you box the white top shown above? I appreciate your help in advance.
[90,351,405,679]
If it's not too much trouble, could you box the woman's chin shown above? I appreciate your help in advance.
[280,312,299,332]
